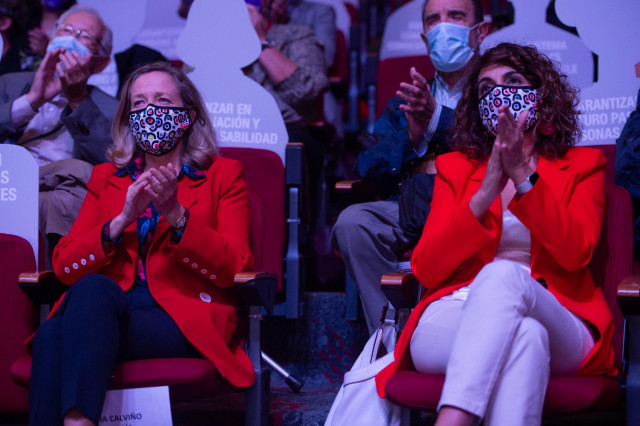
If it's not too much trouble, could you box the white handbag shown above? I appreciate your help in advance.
[325,310,409,426]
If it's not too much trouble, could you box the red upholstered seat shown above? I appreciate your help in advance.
[385,368,621,415]
[9,147,284,424]
[329,30,349,84]
[0,234,37,414]
[11,357,236,404]
[221,147,285,292]
[384,182,633,420]
[375,56,435,119]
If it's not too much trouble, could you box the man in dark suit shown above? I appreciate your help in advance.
[0,4,118,265]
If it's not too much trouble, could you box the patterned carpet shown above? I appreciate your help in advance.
[171,291,370,426]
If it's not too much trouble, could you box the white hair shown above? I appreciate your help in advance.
[57,4,113,56]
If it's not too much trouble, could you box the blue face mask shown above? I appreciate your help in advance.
[425,22,477,73]
[46,36,92,58]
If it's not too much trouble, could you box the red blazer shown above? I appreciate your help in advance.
[51,156,256,388]
[376,147,617,397]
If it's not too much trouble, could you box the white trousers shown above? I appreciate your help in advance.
[409,259,594,426]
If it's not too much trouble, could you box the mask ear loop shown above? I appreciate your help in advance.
[197,115,206,126]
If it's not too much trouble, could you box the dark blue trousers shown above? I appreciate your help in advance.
[29,274,200,426]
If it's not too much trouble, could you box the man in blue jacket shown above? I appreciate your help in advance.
[332,0,489,333]
[615,88,640,254]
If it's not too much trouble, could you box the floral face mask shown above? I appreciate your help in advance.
[478,85,540,136]
[129,104,192,156]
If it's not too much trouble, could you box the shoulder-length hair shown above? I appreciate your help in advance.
[109,61,218,169]
[450,42,581,162]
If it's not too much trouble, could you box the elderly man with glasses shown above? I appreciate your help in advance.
[0,5,118,267]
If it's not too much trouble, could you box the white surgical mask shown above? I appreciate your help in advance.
[425,22,477,73]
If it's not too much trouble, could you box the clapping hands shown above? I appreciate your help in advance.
[397,67,437,145]
[470,105,535,218]
[109,164,184,240]
[26,48,95,110]
[492,105,532,180]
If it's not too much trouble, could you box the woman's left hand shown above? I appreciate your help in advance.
[494,105,534,184]
[145,163,185,223]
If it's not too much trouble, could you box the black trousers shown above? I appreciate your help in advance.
[29,274,200,426]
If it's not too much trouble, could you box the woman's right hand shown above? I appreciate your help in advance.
[469,141,508,219]
[109,172,153,240]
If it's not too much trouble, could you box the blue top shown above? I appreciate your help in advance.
[355,96,455,199]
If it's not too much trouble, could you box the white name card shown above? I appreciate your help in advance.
[98,386,173,426]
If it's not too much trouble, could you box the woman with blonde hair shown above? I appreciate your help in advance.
[29,61,255,426]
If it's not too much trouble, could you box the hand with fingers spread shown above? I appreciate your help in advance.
[493,105,534,185]
[57,50,94,109]
[143,163,185,225]
[397,67,437,145]
[25,49,64,110]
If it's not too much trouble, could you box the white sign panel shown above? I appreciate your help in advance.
[555,0,640,145]
[481,0,594,90]
[80,0,149,97]
[81,0,187,96]
[99,386,172,426]
[0,145,38,266]
[176,0,288,163]
[132,0,188,60]
[379,1,426,61]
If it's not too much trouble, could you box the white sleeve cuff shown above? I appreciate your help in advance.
[11,95,38,128]
[413,103,442,157]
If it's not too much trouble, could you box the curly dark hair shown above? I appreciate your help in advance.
[450,42,581,162]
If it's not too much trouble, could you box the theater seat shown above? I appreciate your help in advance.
[9,147,289,425]
[375,55,435,119]
[223,145,304,319]
[381,183,638,424]
[0,234,37,416]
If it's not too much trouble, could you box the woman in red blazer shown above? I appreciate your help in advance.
[376,43,616,426]
[30,62,255,426]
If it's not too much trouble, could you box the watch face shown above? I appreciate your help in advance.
[175,216,186,228]
[529,171,540,185]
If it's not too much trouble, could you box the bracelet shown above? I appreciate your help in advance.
[261,40,276,51]
[515,171,539,194]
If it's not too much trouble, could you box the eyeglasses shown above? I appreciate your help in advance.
[55,23,106,56]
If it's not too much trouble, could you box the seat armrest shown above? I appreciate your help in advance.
[19,270,68,305]
[335,179,376,204]
[234,271,277,316]
[285,143,304,188]
[381,271,420,310]
[618,274,640,315]
[18,269,278,315]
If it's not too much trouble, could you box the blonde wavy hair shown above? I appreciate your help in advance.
[109,61,218,169]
